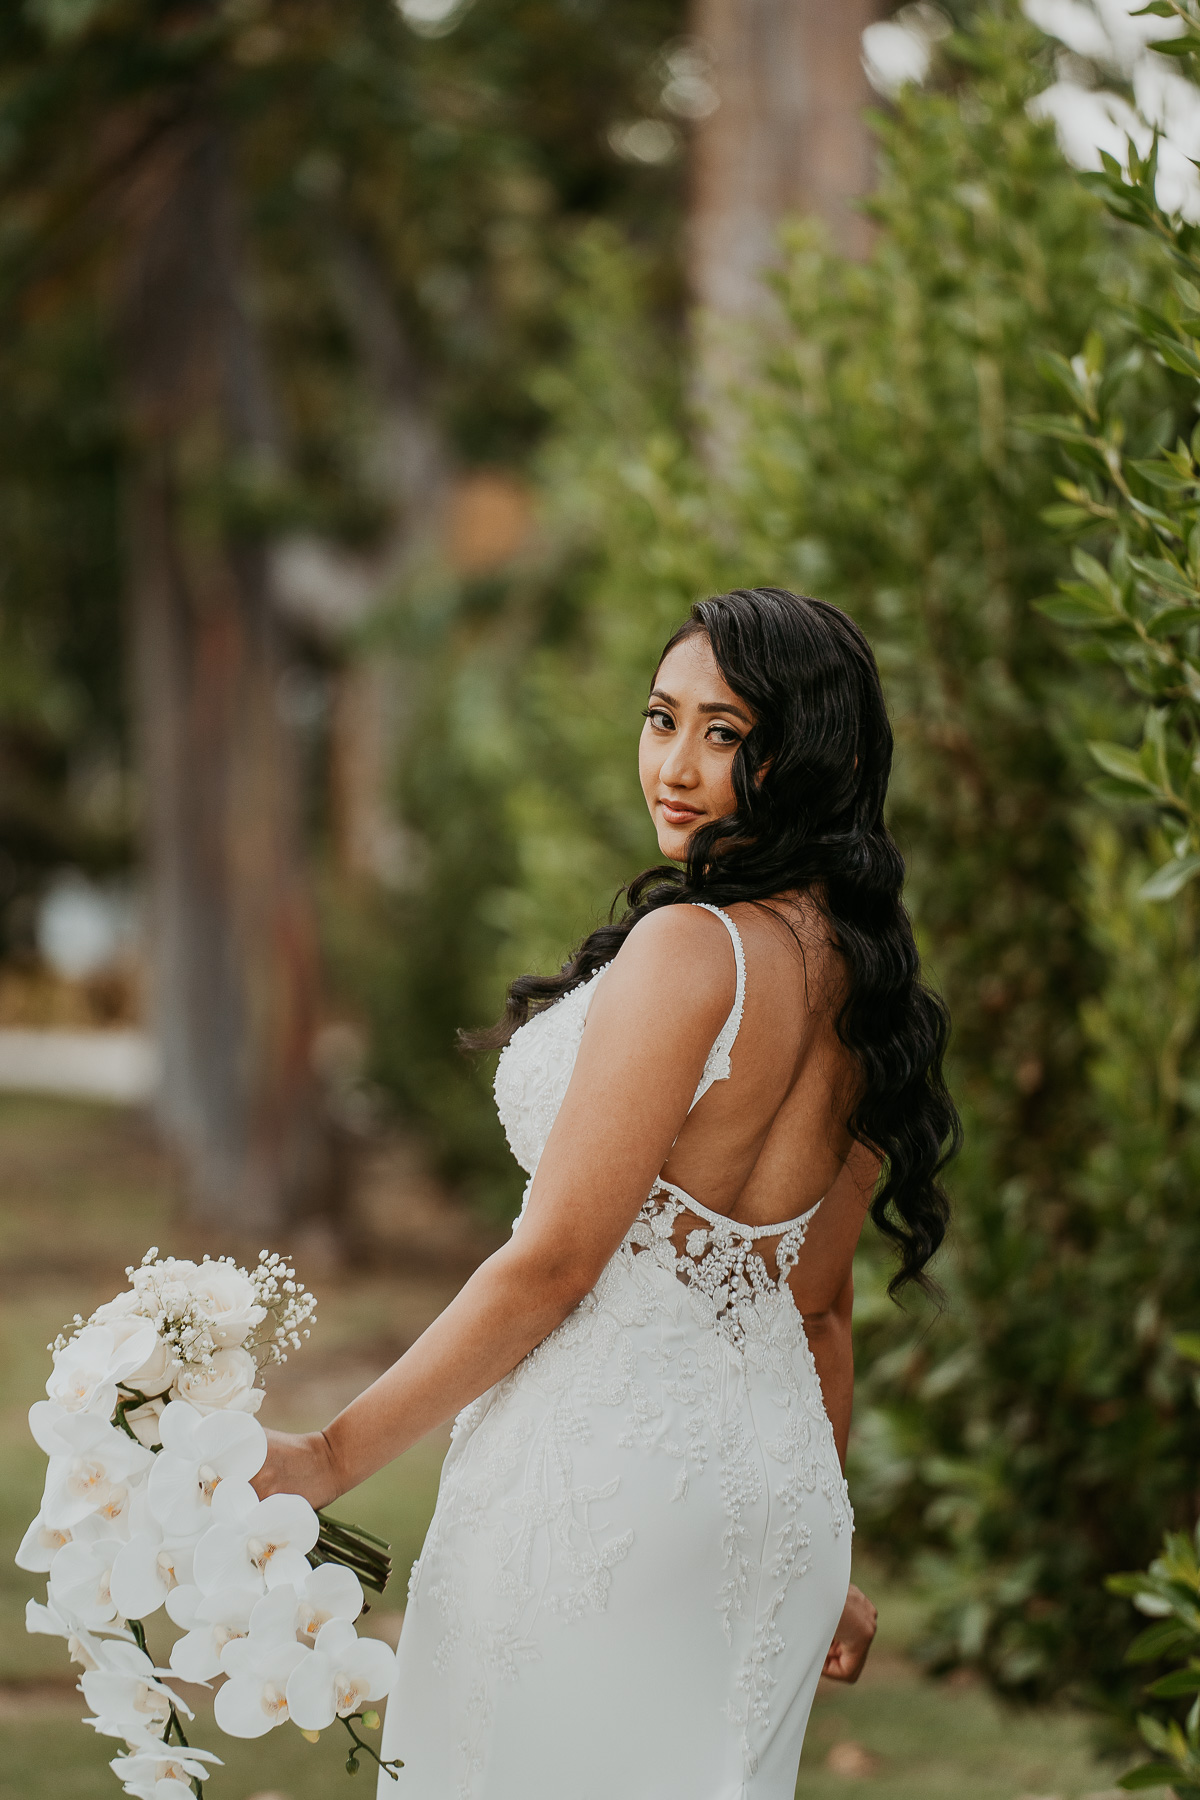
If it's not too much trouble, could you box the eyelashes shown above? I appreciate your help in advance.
[642,707,742,747]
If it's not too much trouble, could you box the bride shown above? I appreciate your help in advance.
[254,586,959,1798]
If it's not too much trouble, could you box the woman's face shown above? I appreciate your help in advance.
[639,632,753,861]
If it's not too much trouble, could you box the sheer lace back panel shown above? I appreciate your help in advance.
[493,901,821,1344]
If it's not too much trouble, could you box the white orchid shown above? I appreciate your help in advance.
[185,1260,267,1347]
[215,1634,310,1738]
[80,1640,191,1741]
[17,1244,385,1799]
[110,1741,223,1800]
[193,1480,319,1595]
[25,1591,131,1669]
[112,1767,200,1800]
[146,1400,266,1536]
[110,1523,195,1621]
[115,1779,192,1800]
[46,1321,159,1417]
[38,1411,152,1532]
[248,1562,365,1645]
[15,1503,108,1572]
[48,1536,125,1628]
[285,1618,396,1730]
[166,1585,259,1681]
[173,1347,264,1416]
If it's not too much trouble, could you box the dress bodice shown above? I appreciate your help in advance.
[493,901,746,1179]
[492,902,824,1348]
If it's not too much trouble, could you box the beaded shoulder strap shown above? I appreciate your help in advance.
[687,903,746,1110]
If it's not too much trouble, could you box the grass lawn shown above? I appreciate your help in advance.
[0,1097,1132,1799]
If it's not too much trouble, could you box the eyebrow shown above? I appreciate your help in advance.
[649,686,754,726]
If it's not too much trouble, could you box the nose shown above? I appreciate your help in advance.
[658,729,699,790]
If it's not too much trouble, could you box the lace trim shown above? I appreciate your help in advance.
[627,1181,822,1352]
[687,902,746,1104]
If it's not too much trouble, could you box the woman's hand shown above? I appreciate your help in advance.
[251,1428,342,1511]
[821,1582,878,1683]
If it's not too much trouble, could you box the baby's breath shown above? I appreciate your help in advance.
[54,1246,317,1386]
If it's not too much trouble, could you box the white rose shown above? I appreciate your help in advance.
[124,1396,167,1447]
[122,1334,179,1399]
[185,1263,266,1348]
[172,1348,264,1416]
[132,1259,198,1313]
[90,1290,145,1325]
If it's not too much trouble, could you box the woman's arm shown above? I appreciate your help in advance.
[253,907,737,1507]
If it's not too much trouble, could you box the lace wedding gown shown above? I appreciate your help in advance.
[379,904,853,1799]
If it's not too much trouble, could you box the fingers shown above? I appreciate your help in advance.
[821,1584,878,1684]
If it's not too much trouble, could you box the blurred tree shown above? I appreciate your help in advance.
[686,0,885,445]
[688,0,883,306]
[0,0,689,1223]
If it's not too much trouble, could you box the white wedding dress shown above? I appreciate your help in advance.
[379,905,853,1799]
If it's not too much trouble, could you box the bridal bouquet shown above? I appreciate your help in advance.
[16,1247,402,1796]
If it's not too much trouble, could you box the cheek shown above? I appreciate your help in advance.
[704,751,738,815]
[638,726,660,800]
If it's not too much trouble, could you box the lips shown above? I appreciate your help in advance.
[659,800,703,824]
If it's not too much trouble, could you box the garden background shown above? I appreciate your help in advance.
[5,0,1200,1795]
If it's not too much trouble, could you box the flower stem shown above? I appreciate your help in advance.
[340,1712,404,1781]
[311,1514,392,1595]
[112,1385,156,1447]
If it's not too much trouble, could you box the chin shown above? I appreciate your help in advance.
[657,826,696,861]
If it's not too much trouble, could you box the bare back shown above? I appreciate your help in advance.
[628,899,874,1317]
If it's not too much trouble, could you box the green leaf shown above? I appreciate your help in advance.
[1040,503,1095,529]
[1130,458,1200,490]
[1171,1333,1200,1363]
[1036,595,1118,627]
[1073,547,1116,590]
[1155,337,1200,376]
[1111,1572,1158,1597]
[1146,33,1200,56]
[1089,741,1158,788]
[1147,1668,1200,1698]
[1118,1764,1189,1790]
[1129,1619,1195,1662]
[1087,776,1161,805]
[1146,604,1200,637]
[1130,556,1198,598]
[1139,854,1200,901]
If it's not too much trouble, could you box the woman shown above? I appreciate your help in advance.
[255,587,959,1799]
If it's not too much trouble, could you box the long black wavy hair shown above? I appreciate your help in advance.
[465,587,960,1297]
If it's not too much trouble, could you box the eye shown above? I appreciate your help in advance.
[706,722,742,748]
[642,707,674,732]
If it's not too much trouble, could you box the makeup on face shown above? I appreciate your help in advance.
[638,635,752,858]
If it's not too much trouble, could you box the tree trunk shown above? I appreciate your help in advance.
[120,115,333,1232]
[688,0,884,420]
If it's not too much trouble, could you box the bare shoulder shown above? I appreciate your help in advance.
[594,904,738,1021]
